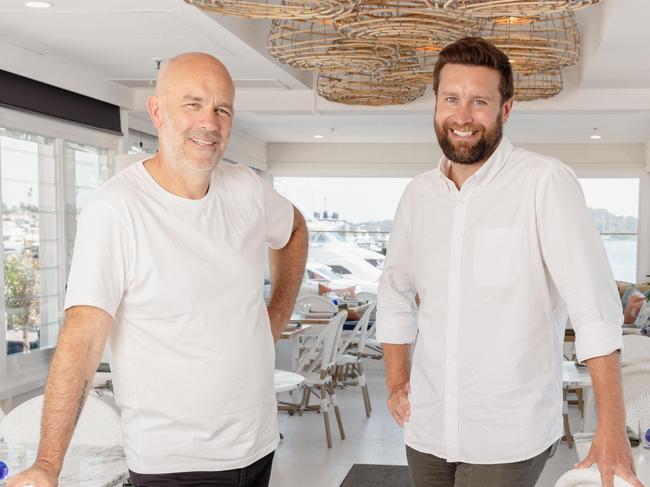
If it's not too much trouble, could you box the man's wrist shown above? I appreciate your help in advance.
[34,457,61,476]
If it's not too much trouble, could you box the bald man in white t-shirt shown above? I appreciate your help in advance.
[9,53,308,487]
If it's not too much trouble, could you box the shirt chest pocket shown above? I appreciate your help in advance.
[473,227,522,286]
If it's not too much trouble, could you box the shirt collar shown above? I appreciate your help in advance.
[437,136,514,194]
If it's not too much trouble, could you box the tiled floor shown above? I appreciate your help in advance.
[271,373,581,487]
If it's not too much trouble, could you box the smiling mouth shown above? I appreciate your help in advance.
[450,128,478,138]
[189,138,217,148]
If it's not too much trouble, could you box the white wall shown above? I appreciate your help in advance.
[0,39,132,110]
[267,142,647,177]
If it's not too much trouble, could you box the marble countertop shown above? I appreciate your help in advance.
[17,445,128,487]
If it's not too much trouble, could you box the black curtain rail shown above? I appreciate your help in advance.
[0,69,122,135]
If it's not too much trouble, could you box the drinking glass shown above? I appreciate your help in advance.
[0,443,27,482]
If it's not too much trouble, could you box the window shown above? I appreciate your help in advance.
[1,129,59,355]
[578,178,639,283]
[274,177,410,295]
[64,141,111,271]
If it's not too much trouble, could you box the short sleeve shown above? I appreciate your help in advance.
[64,201,132,318]
[259,176,294,249]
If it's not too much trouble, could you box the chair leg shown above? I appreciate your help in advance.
[562,385,574,449]
[577,388,584,417]
[358,362,372,417]
[321,384,332,448]
[298,386,310,416]
[327,382,346,440]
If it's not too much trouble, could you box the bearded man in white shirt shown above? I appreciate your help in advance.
[377,37,643,487]
[9,53,308,487]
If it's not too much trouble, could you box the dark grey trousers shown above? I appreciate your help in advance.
[406,443,555,487]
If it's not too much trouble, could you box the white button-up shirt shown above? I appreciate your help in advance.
[377,137,623,464]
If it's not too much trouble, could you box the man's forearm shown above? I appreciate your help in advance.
[585,351,627,435]
[268,207,308,339]
[384,343,412,393]
[35,306,111,475]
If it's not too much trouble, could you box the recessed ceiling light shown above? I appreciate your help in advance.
[313,134,324,139]
[25,1,52,7]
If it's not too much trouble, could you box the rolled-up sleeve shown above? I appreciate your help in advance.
[377,194,418,344]
[536,163,623,363]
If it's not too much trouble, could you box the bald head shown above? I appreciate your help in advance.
[155,52,235,98]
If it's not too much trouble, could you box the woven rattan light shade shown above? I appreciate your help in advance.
[336,1,483,48]
[514,70,563,101]
[184,0,353,20]
[317,72,426,106]
[425,0,601,17]
[268,19,399,73]
[375,47,438,84]
[481,12,579,75]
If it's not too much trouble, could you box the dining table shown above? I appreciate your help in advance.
[563,360,596,432]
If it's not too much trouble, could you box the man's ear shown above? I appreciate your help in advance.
[147,96,162,129]
[501,97,514,124]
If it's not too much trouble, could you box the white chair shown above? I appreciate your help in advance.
[0,394,123,446]
[621,335,650,366]
[625,391,650,434]
[294,311,347,448]
[621,362,650,408]
[295,294,337,314]
[555,468,633,487]
[335,302,377,417]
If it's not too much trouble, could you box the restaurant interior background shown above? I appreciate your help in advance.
[0,0,649,484]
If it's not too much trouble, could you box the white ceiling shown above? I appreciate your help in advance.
[0,0,649,144]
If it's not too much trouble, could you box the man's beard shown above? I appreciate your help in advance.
[435,112,503,165]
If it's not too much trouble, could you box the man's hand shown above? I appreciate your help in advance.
[575,430,644,487]
[387,382,411,427]
[7,461,58,487]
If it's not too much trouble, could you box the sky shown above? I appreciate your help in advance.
[276,176,640,224]
[275,177,411,223]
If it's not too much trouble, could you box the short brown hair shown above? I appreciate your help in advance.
[433,37,514,103]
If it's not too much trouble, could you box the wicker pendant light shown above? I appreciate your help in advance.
[184,0,354,20]
[514,70,563,101]
[425,0,602,18]
[317,72,426,106]
[268,19,399,73]
[375,46,439,84]
[335,0,484,48]
[481,11,579,75]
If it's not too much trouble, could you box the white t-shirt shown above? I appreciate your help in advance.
[64,160,294,474]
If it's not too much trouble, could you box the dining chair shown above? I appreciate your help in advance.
[335,301,377,417]
[625,391,650,434]
[621,362,650,407]
[0,394,123,446]
[621,334,650,366]
[554,468,633,486]
[293,310,347,448]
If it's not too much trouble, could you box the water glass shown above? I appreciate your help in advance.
[640,416,650,449]
[0,443,27,482]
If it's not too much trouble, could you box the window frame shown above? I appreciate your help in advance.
[0,106,119,402]
[573,165,649,283]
